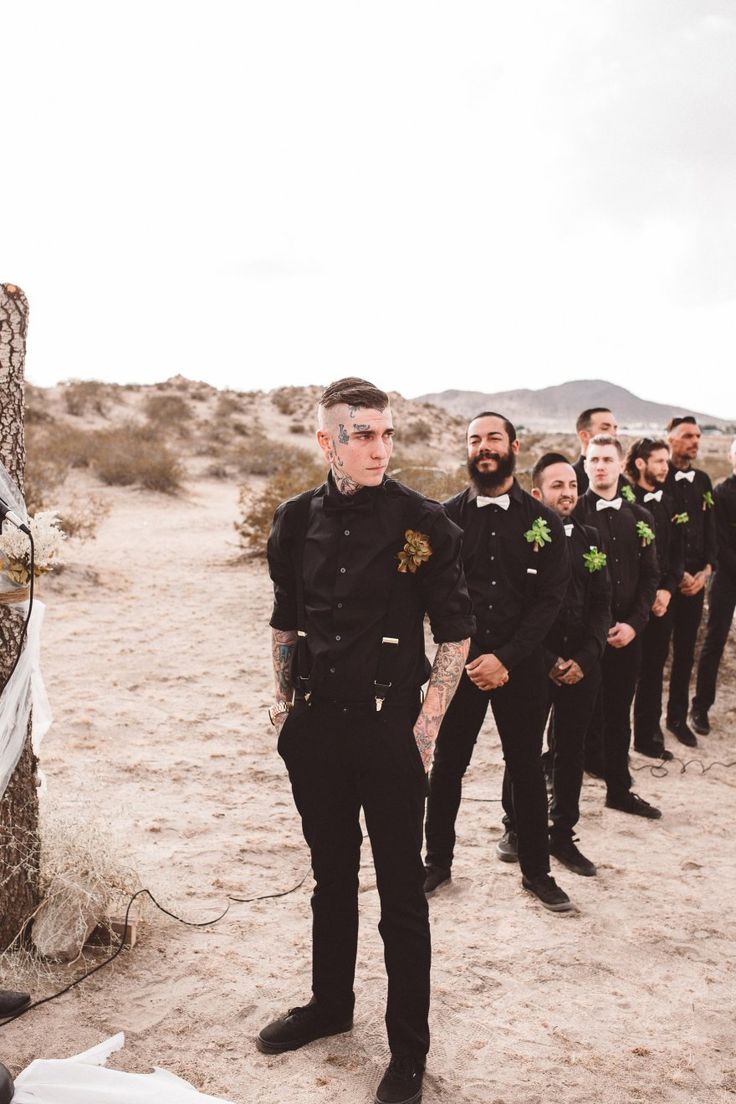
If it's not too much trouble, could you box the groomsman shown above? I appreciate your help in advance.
[625,439,684,759]
[663,417,717,746]
[531,454,611,876]
[693,438,736,732]
[424,412,572,911]
[573,408,619,494]
[574,435,661,817]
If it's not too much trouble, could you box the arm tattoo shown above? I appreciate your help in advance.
[414,639,470,767]
[272,628,297,701]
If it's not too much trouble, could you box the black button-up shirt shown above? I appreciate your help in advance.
[630,482,684,595]
[267,475,475,700]
[714,473,736,581]
[545,517,611,675]
[444,479,570,669]
[664,462,718,574]
[574,490,659,635]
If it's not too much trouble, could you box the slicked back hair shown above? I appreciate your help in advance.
[576,407,613,434]
[468,411,517,443]
[531,452,574,489]
[624,437,669,482]
[318,377,389,417]
[588,433,623,459]
[666,414,698,433]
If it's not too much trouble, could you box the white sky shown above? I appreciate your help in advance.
[3,1,735,416]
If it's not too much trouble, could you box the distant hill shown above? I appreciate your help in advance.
[414,380,731,432]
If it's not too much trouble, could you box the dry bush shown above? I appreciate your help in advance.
[236,456,326,556]
[271,387,300,416]
[389,462,466,502]
[91,424,183,493]
[400,417,433,445]
[143,393,194,429]
[61,379,112,417]
[24,384,53,425]
[216,392,244,418]
[58,495,112,542]
[230,430,289,477]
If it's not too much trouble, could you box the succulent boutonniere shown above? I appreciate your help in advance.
[524,517,552,552]
[672,512,689,525]
[621,484,636,504]
[583,548,607,573]
[703,490,714,511]
[636,520,655,547]
[397,529,432,573]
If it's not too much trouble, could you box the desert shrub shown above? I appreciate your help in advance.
[289,424,306,434]
[91,424,183,493]
[205,461,230,479]
[143,393,194,429]
[44,422,100,469]
[58,495,111,542]
[24,384,53,425]
[400,418,433,445]
[230,430,290,477]
[271,387,298,416]
[388,463,466,502]
[236,457,326,555]
[216,392,243,418]
[61,379,111,417]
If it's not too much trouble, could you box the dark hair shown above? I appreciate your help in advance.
[468,410,517,443]
[531,452,574,489]
[624,437,669,482]
[318,377,389,412]
[666,415,698,432]
[588,433,623,459]
[576,407,612,434]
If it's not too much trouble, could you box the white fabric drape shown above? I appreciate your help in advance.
[0,596,52,799]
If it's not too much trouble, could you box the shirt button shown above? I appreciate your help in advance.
[344,529,350,536]
[329,667,336,674]
[490,555,495,561]
[491,532,496,537]
[337,602,343,609]
[342,707,348,714]
[488,604,493,610]
[340,567,346,574]
[491,581,496,586]
[335,634,341,641]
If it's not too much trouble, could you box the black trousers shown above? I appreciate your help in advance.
[600,638,642,799]
[694,571,736,712]
[425,650,550,879]
[633,607,674,744]
[277,696,429,1062]
[548,664,602,839]
[666,589,705,724]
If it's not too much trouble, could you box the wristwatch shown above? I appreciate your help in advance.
[268,701,292,727]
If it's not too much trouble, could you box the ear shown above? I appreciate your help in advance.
[511,439,520,455]
[531,486,542,501]
[316,428,333,462]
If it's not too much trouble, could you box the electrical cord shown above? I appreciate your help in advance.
[631,754,736,777]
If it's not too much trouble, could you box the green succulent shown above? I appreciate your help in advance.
[524,517,552,552]
[583,548,607,573]
[636,520,655,546]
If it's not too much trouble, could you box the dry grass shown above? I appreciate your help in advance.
[235,456,326,555]
[60,380,117,418]
[91,424,183,493]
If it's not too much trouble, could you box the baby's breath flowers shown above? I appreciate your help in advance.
[0,511,66,586]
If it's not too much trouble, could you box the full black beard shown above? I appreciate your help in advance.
[468,449,516,494]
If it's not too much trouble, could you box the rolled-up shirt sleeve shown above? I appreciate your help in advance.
[417,506,476,643]
[267,501,298,630]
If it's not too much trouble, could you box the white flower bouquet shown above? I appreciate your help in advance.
[0,511,66,586]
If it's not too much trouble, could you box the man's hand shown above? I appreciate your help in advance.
[651,589,672,617]
[607,622,636,648]
[465,653,509,691]
[413,639,470,771]
[553,658,585,685]
[680,569,709,597]
[678,571,694,594]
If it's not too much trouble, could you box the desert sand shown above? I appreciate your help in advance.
[1,459,735,1103]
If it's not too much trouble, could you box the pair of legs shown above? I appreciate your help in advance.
[547,664,602,841]
[667,588,705,725]
[278,695,429,1062]
[694,571,736,716]
[633,607,673,747]
[425,650,550,880]
[600,638,642,801]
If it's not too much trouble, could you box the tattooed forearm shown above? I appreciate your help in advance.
[272,628,297,701]
[414,639,470,770]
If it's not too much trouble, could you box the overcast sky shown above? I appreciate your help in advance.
[3,1,735,416]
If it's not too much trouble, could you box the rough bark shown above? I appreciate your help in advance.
[0,283,39,949]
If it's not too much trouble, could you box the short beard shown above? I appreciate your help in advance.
[468,450,516,494]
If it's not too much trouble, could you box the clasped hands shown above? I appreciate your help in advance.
[548,657,584,685]
[679,570,710,598]
[465,653,509,691]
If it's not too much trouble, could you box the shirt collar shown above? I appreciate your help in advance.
[322,471,385,513]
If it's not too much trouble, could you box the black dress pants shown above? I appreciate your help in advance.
[548,664,602,839]
[601,638,642,799]
[666,589,705,724]
[694,571,736,712]
[633,607,674,743]
[277,695,429,1062]
[425,650,549,879]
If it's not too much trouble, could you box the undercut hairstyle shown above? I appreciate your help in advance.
[576,407,612,434]
[588,433,623,459]
[730,438,736,459]
[531,452,573,489]
[624,437,669,482]
[318,378,389,419]
[666,414,698,433]
[468,411,517,443]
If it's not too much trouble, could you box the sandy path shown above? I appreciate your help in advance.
[1,475,735,1103]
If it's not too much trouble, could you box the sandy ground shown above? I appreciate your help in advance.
[2,473,736,1103]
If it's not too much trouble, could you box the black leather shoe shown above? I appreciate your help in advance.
[521,873,572,912]
[690,707,710,736]
[375,1056,425,1104]
[422,864,451,896]
[256,1000,353,1054]
[495,830,518,863]
[605,791,662,819]
[0,1063,13,1104]
[549,836,596,877]
[633,740,674,761]
[666,718,697,747]
[0,990,30,1017]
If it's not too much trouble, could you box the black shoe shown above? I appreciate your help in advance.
[422,864,451,896]
[0,1064,13,1104]
[633,740,674,761]
[549,836,597,877]
[690,707,710,736]
[495,830,518,863]
[605,791,662,819]
[256,1000,353,1054]
[0,989,30,1016]
[666,718,697,747]
[375,1056,425,1104]
[521,873,573,912]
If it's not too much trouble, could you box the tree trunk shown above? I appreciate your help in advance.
[0,283,40,949]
